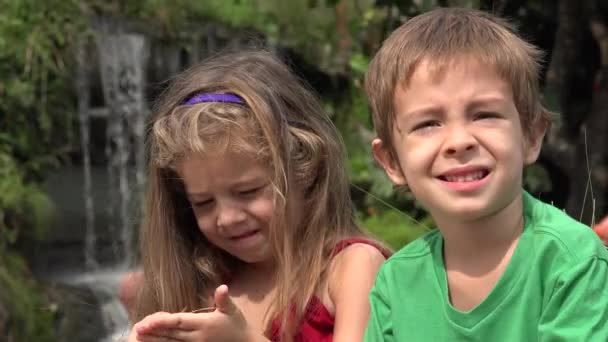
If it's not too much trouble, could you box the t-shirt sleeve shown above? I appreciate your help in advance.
[364,270,395,342]
[538,256,608,341]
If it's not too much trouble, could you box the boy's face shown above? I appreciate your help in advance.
[372,59,545,223]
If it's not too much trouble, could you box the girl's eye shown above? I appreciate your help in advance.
[239,186,263,196]
[411,120,440,132]
[193,199,213,209]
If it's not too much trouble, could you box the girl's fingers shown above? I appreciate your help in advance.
[136,312,172,332]
[136,313,204,333]
[136,334,182,342]
[214,285,238,315]
[137,329,192,341]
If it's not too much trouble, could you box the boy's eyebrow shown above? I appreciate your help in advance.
[467,95,509,109]
[401,96,509,118]
[401,105,443,119]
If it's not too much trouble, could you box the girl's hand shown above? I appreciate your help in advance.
[126,327,138,342]
[133,285,259,342]
[593,217,608,247]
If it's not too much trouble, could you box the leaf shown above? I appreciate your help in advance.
[348,53,370,75]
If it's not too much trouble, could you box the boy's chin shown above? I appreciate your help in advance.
[429,199,497,222]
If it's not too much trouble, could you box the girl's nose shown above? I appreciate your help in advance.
[216,202,247,228]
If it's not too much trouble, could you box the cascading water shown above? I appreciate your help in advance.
[59,17,150,341]
[93,18,149,269]
[76,35,99,272]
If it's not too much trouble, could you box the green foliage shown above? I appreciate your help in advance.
[0,251,56,342]
[0,0,73,250]
[524,163,552,194]
[0,0,79,238]
[0,150,56,342]
[360,210,432,250]
[348,53,371,77]
[0,0,80,339]
[0,0,80,180]
[0,153,54,244]
[118,0,382,73]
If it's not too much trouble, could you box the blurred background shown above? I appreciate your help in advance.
[1,0,607,340]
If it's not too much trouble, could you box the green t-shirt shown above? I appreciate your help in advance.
[364,191,608,341]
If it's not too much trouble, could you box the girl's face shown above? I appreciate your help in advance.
[175,150,276,265]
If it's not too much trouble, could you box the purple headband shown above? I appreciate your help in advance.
[182,93,246,106]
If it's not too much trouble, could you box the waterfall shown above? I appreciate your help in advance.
[68,16,150,341]
[93,18,149,268]
[76,36,99,271]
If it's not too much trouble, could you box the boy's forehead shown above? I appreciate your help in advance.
[392,58,515,115]
[400,56,499,87]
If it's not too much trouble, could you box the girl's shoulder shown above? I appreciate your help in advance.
[331,237,392,259]
[321,238,389,314]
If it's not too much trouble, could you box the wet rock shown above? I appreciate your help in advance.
[45,282,108,342]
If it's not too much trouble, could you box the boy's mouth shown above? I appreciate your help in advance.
[438,168,490,182]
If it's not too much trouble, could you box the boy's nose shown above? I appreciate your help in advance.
[442,126,477,156]
[216,203,247,228]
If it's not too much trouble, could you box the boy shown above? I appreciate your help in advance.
[364,7,608,341]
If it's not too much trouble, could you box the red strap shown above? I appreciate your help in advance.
[331,238,392,259]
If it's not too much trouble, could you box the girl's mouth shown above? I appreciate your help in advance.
[230,229,260,240]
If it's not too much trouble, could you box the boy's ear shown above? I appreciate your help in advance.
[524,119,547,165]
[371,138,407,186]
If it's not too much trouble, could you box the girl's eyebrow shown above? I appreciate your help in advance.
[234,174,270,186]
[185,192,211,201]
[186,192,208,197]
[186,177,267,198]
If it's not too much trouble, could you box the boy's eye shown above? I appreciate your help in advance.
[474,112,501,120]
[411,120,440,132]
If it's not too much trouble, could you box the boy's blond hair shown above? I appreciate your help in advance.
[365,7,552,159]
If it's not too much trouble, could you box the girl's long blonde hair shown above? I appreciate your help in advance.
[135,49,368,340]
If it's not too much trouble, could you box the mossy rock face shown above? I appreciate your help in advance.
[45,282,108,342]
[0,298,8,338]
[0,252,56,341]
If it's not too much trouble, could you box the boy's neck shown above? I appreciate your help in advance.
[437,193,525,264]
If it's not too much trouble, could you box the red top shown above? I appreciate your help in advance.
[269,238,392,341]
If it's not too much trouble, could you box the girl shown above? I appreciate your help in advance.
[594,216,608,246]
[128,50,390,342]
